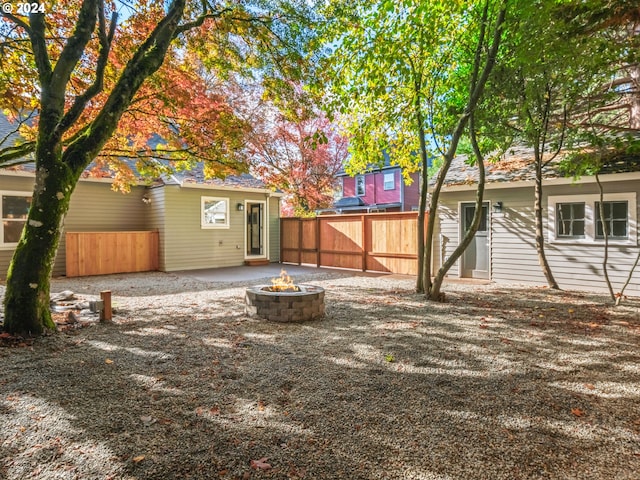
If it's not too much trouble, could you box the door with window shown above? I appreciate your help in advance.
[461,202,490,279]
[246,202,264,256]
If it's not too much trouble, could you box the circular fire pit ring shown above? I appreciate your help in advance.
[245,284,325,322]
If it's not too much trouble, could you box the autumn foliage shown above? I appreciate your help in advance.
[249,112,348,215]
[1,1,253,191]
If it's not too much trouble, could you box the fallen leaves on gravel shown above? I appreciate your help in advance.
[250,457,272,470]
[571,408,586,417]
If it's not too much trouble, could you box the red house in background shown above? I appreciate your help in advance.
[318,157,421,214]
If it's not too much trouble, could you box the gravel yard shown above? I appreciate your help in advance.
[1,269,639,480]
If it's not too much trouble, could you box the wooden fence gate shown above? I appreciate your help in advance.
[280,212,425,275]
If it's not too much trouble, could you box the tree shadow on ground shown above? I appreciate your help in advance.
[0,279,639,480]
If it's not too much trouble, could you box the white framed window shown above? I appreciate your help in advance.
[201,196,229,229]
[1,191,32,247]
[595,201,628,239]
[556,202,585,238]
[383,172,395,190]
[355,175,365,196]
[548,193,636,245]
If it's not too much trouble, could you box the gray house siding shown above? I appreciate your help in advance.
[435,176,640,295]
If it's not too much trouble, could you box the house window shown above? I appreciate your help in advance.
[549,193,636,245]
[383,172,395,190]
[201,196,229,229]
[1,192,31,246]
[335,178,344,199]
[556,202,585,238]
[595,201,628,239]
[355,175,365,196]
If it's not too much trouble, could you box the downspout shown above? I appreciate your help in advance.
[264,193,271,261]
[399,169,405,211]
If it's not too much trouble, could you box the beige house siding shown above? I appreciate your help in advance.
[152,185,280,272]
[436,177,640,295]
[269,197,280,262]
[0,174,35,276]
[0,172,281,277]
[0,175,147,278]
[146,186,167,271]
[52,181,149,276]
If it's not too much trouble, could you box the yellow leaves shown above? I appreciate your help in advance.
[105,358,114,364]
[132,455,145,463]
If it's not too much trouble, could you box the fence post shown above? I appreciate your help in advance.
[361,214,367,272]
[297,218,303,265]
[100,290,112,322]
[316,216,321,268]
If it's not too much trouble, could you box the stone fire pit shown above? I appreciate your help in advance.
[245,284,325,322]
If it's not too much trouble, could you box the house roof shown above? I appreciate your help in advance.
[170,168,269,190]
[0,114,272,192]
[439,145,640,188]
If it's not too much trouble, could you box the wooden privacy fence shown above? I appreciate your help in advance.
[280,212,426,275]
[65,231,159,277]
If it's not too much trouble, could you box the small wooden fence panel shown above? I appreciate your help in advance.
[65,231,159,277]
[281,212,425,275]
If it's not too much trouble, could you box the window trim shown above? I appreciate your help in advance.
[555,201,586,239]
[548,193,636,245]
[383,172,395,191]
[201,196,230,229]
[0,190,32,248]
[595,200,628,240]
[355,175,366,196]
[336,177,344,198]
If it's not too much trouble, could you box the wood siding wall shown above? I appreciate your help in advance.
[54,182,151,276]
[435,179,640,295]
[65,231,159,277]
[0,175,149,278]
[281,212,423,275]
[150,186,280,272]
[269,197,281,262]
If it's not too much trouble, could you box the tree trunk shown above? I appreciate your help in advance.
[429,115,486,301]
[3,160,81,336]
[2,0,187,335]
[415,104,429,294]
[534,161,559,289]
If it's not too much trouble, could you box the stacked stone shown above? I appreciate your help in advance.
[245,285,325,322]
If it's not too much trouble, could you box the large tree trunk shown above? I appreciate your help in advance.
[2,0,187,335]
[3,159,81,335]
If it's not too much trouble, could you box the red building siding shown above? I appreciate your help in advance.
[339,167,420,211]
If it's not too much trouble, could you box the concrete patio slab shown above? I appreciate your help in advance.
[173,263,385,283]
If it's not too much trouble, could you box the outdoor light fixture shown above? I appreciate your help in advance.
[142,194,151,205]
[237,203,244,211]
[492,201,503,213]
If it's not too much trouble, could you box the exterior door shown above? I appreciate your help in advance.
[461,202,490,279]
[247,203,264,256]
